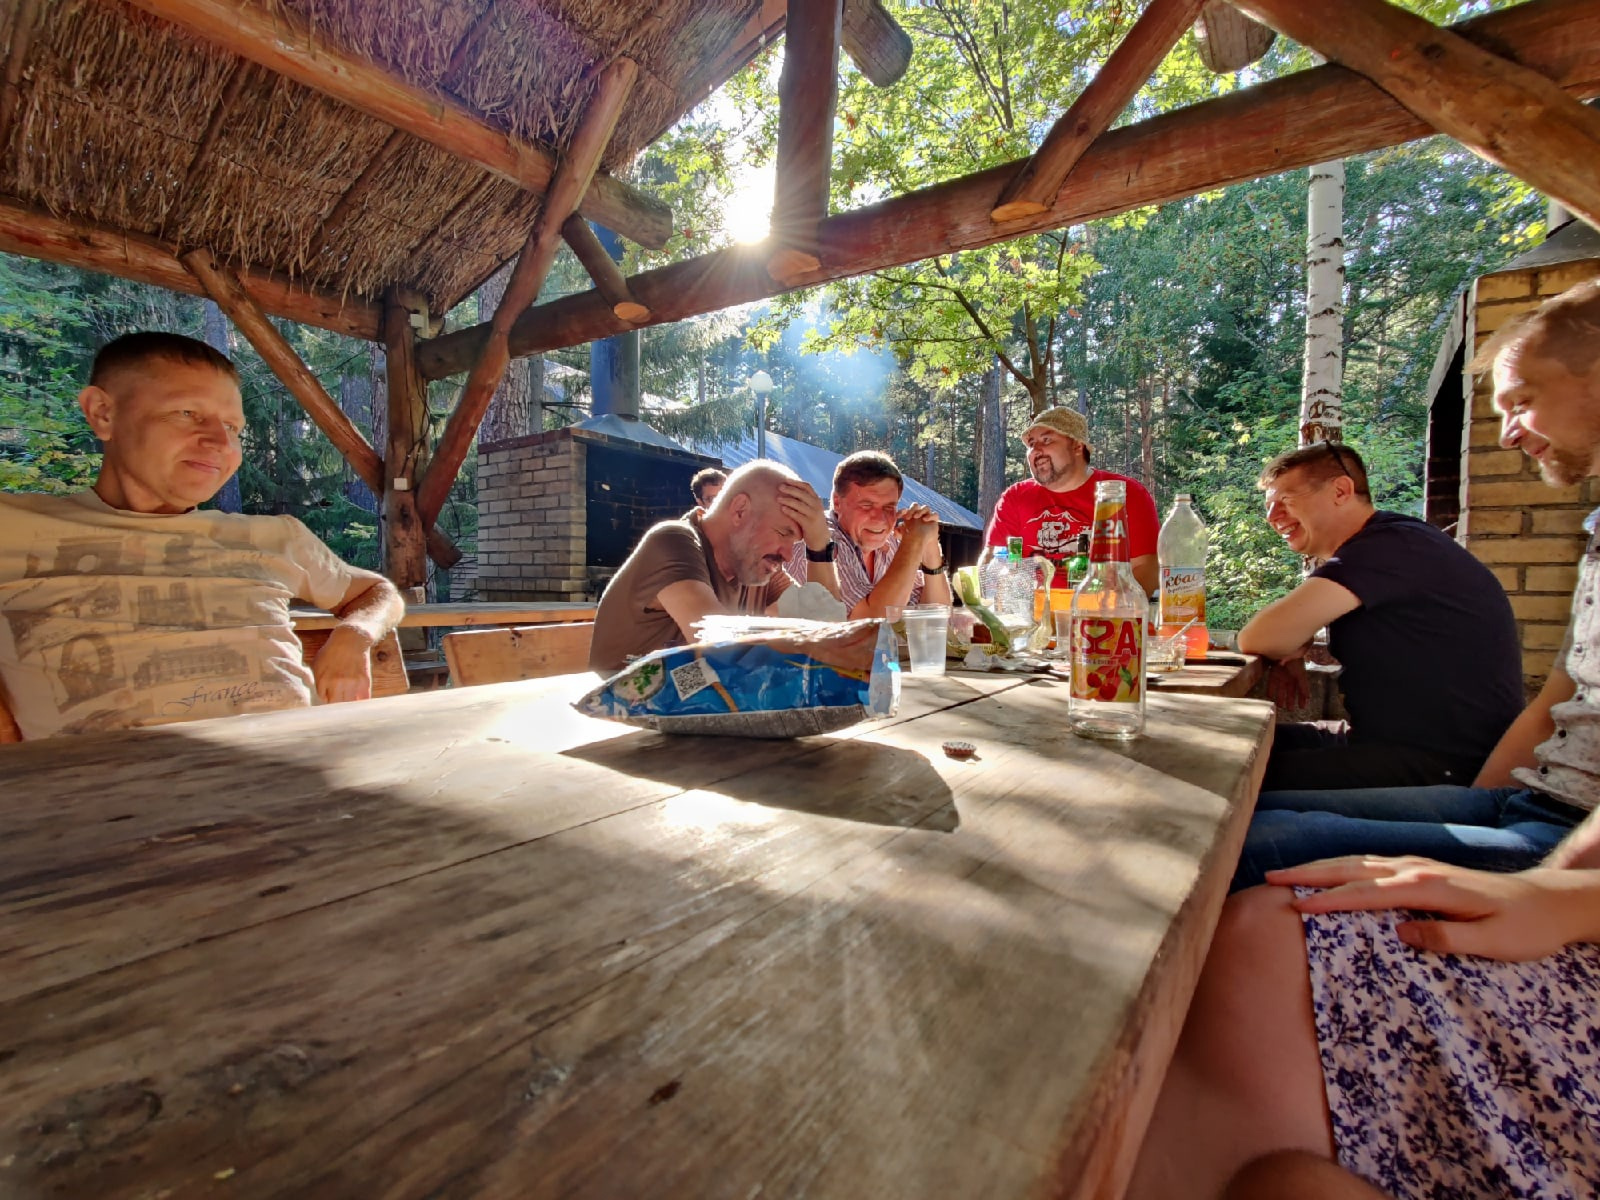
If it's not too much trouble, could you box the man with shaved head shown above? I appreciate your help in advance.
[588,461,837,674]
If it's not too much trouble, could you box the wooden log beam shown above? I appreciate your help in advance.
[1194,3,1275,74]
[416,60,637,526]
[308,128,408,260]
[123,0,672,250]
[417,0,1600,380]
[841,0,913,87]
[768,0,843,283]
[0,0,41,158]
[993,0,1209,222]
[1233,0,1600,231]
[0,198,381,340]
[184,250,459,570]
[560,215,651,323]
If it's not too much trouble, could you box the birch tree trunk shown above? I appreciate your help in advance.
[1300,158,1346,446]
[977,360,1005,522]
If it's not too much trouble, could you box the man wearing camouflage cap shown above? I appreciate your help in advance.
[985,406,1160,593]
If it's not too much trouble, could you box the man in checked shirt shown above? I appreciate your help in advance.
[786,451,952,619]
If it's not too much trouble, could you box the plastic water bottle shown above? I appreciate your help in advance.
[1157,494,1209,661]
[995,536,1037,634]
[1069,480,1147,740]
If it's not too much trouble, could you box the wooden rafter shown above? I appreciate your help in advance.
[0,0,41,159]
[161,60,257,241]
[1234,0,1600,231]
[1194,3,1275,74]
[768,0,844,283]
[415,0,1600,381]
[122,0,672,250]
[992,0,1209,222]
[307,129,408,260]
[560,215,651,323]
[0,198,381,340]
[182,249,460,571]
[416,59,638,526]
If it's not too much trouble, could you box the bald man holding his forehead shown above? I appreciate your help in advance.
[588,461,839,674]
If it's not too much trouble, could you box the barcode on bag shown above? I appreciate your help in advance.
[671,656,719,700]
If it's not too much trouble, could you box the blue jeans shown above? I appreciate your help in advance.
[1231,785,1587,892]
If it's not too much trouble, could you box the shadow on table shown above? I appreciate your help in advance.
[561,731,960,832]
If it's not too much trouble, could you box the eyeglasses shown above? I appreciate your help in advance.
[1325,443,1357,482]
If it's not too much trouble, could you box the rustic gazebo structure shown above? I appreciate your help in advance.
[2,0,1597,591]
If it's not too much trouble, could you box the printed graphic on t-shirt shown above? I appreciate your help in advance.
[1,517,328,737]
[1027,510,1086,559]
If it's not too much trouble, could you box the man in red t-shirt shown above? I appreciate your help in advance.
[985,406,1160,593]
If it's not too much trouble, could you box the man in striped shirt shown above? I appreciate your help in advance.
[786,451,952,619]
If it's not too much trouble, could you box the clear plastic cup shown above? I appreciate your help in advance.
[902,604,950,676]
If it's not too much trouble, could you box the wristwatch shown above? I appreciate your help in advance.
[806,541,837,562]
[922,559,947,575]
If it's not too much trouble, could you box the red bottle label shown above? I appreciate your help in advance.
[1089,497,1130,563]
[1070,615,1143,701]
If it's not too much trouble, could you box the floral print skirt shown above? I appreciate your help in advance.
[1299,894,1600,1200]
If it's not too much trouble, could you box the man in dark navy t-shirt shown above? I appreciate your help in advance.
[1238,442,1523,790]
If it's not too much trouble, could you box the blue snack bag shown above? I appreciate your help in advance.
[576,618,899,737]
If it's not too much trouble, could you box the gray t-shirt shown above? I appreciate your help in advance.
[588,513,791,675]
[1514,508,1600,811]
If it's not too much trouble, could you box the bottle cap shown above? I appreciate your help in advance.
[1175,493,1191,502]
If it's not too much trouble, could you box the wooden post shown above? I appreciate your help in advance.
[0,200,381,340]
[414,0,1600,378]
[1234,0,1600,230]
[841,0,913,87]
[416,59,637,526]
[767,0,843,284]
[124,0,671,249]
[381,291,432,590]
[992,0,1208,222]
[560,215,651,323]
[182,248,459,573]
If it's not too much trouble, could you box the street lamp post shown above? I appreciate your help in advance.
[747,370,775,459]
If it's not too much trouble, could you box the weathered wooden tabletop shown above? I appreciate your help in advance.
[290,601,598,631]
[0,672,1272,1200]
[1147,652,1265,699]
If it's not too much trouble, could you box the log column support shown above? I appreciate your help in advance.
[181,248,459,576]
[561,214,650,323]
[992,0,1208,222]
[416,58,637,526]
[767,0,843,284]
[381,290,434,589]
[1234,0,1600,230]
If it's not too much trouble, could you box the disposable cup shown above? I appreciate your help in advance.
[902,604,950,676]
[1052,610,1073,660]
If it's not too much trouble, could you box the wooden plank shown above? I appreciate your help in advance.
[992,0,1209,222]
[560,215,651,323]
[767,0,843,283]
[0,198,382,341]
[123,0,672,249]
[0,672,1025,1002]
[1235,0,1600,230]
[414,0,1600,378]
[416,59,637,527]
[290,601,599,631]
[293,628,409,698]
[0,684,1269,1198]
[1148,652,1265,699]
[443,622,595,686]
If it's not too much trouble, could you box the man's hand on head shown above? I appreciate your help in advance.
[311,624,376,704]
[777,480,831,551]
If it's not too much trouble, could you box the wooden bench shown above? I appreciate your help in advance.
[442,622,595,687]
[294,628,409,698]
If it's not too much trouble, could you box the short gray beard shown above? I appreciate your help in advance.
[1538,447,1593,487]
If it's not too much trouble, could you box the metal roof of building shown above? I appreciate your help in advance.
[688,430,984,531]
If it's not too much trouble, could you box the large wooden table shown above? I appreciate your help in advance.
[290,601,598,631]
[0,672,1272,1199]
[1148,652,1265,699]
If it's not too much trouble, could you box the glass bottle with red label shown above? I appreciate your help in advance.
[1068,479,1148,739]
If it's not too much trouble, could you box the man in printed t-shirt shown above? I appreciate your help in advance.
[985,406,1160,594]
[0,331,403,742]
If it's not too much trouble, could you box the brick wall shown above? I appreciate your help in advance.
[475,430,589,601]
[1460,260,1600,690]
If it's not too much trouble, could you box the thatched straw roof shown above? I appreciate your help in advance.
[0,0,774,323]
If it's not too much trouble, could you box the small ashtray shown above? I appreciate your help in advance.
[942,740,977,761]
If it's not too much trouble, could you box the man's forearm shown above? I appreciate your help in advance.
[333,579,405,643]
[852,545,929,620]
[1474,703,1557,788]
